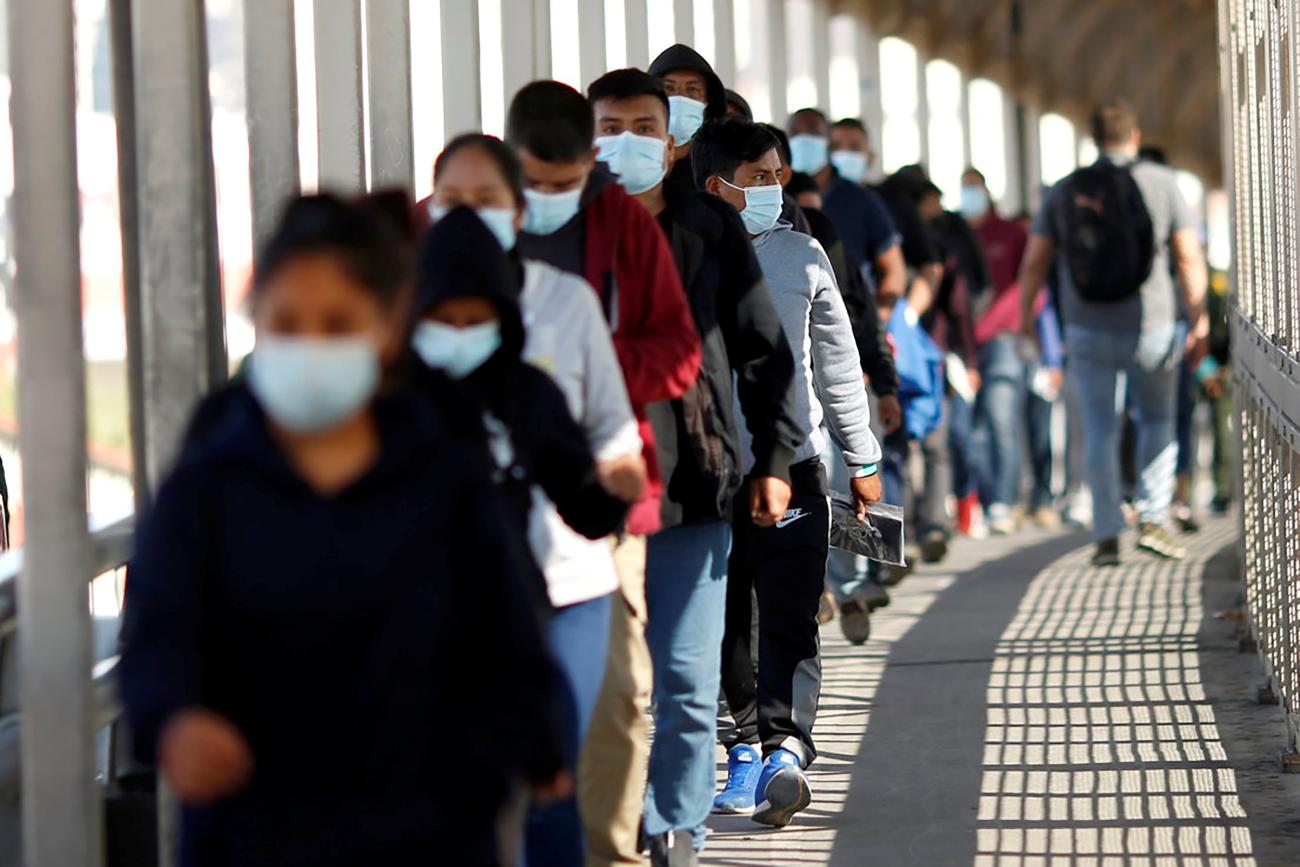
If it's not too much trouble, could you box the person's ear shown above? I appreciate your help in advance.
[705,175,721,197]
[663,135,677,172]
[585,147,599,170]
[512,203,524,232]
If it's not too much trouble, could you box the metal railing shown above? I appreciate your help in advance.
[1218,0,1300,751]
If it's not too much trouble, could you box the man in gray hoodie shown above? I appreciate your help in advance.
[694,117,883,828]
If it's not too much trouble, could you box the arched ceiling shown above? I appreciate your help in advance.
[834,0,1222,183]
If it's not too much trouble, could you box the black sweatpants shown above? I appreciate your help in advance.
[720,458,829,766]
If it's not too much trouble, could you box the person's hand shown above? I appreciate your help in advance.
[748,476,792,527]
[876,394,903,434]
[531,769,575,807]
[158,708,254,806]
[850,474,883,520]
[1185,311,1210,366]
[597,454,647,503]
[1047,368,1064,395]
[966,369,982,395]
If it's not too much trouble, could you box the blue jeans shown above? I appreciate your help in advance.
[1026,387,1054,510]
[949,392,976,499]
[1066,324,1180,541]
[525,594,612,867]
[1175,358,1197,478]
[972,335,1026,508]
[821,437,868,602]
[643,521,733,845]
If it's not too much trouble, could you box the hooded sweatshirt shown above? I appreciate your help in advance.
[416,208,628,553]
[744,221,882,471]
[650,43,728,192]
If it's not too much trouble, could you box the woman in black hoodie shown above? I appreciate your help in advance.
[118,194,564,867]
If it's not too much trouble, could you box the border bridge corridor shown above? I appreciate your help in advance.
[1,0,1298,865]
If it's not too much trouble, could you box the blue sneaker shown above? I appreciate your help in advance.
[752,748,811,827]
[712,744,762,814]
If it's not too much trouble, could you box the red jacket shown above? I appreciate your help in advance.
[582,183,701,535]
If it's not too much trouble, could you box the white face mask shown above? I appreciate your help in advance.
[411,320,503,379]
[521,187,583,236]
[248,334,381,433]
[667,95,707,144]
[596,131,668,195]
[830,150,869,184]
[959,185,991,220]
[719,177,784,235]
[788,134,830,175]
[429,203,518,251]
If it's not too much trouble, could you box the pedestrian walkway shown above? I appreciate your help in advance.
[703,518,1300,866]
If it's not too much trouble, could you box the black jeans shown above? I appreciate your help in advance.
[720,458,829,766]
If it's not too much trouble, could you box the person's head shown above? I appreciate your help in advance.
[725,89,754,121]
[412,207,524,380]
[692,117,785,235]
[785,108,831,175]
[431,134,525,251]
[587,68,676,195]
[506,81,596,234]
[828,118,875,183]
[1138,145,1168,165]
[248,192,414,432]
[648,44,728,146]
[1090,97,1141,154]
[959,167,992,221]
[784,171,823,210]
[760,123,793,180]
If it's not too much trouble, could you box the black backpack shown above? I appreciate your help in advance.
[1060,160,1155,303]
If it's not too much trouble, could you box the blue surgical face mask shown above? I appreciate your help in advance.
[720,177,784,235]
[412,320,503,379]
[596,131,668,195]
[429,202,518,251]
[667,95,706,144]
[788,134,830,174]
[830,149,869,184]
[521,187,583,236]
[959,184,990,220]
[248,334,381,433]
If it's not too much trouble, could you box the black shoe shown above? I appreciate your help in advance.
[1211,496,1232,515]
[858,577,891,611]
[920,528,949,563]
[838,598,872,645]
[1092,538,1120,567]
[1172,503,1201,534]
[648,830,697,867]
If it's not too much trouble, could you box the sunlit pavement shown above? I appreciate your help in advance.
[702,517,1300,866]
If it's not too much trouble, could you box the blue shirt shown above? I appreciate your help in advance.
[821,173,902,293]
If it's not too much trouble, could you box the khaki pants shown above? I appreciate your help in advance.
[579,535,652,866]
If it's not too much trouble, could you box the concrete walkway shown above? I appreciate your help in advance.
[703,517,1300,866]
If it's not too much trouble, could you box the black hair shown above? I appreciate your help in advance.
[789,107,830,131]
[434,133,526,208]
[506,80,594,162]
[832,117,867,133]
[761,123,793,167]
[690,117,780,191]
[725,88,754,121]
[784,171,819,199]
[1138,145,1168,165]
[587,68,671,127]
[962,166,987,186]
[254,192,413,307]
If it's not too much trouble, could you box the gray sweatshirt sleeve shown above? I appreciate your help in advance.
[808,243,883,467]
[571,278,642,461]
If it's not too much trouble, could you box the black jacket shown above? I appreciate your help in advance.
[416,208,629,545]
[653,179,800,526]
[800,206,900,397]
[119,382,562,867]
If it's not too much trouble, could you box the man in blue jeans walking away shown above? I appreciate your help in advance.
[1017,98,1208,566]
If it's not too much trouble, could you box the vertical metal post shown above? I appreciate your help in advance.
[674,0,694,45]
[811,0,831,111]
[440,0,482,138]
[314,0,365,190]
[768,0,788,123]
[625,0,649,69]
[915,47,931,168]
[532,0,552,79]
[503,1,541,107]
[856,17,884,164]
[366,0,415,191]
[712,0,736,85]
[578,0,607,91]
[245,0,300,249]
[1001,86,1023,215]
[7,1,100,865]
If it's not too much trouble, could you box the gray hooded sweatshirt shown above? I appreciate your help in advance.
[736,221,882,473]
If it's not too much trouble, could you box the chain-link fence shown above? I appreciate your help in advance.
[1219,0,1300,749]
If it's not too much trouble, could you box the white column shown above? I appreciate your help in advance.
[625,0,650,68]
[578,0,607,89]
[811,0,831,110]
[366,0,414,191]
[768,0,787,123]
[856,18,883,140]
[313,0,365,190]
[713,0,737,85]
[675,0,694,45]
[440,0,482,138]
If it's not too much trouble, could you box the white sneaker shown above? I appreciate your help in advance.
[987,504,1016,536]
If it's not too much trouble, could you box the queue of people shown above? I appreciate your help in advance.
[116,41,1215,867]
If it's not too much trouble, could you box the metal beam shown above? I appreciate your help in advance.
[769,0,789,123]
[713,0,737,85]
[366,0,414,191]
[579,0,608,91]
[812,0,832,110]
[675,0,695,45]
[245,1,299,248]
[440,0,482,138]
[314,0,365,190]
[7,0,99,863]
[626,0,650,69]
[503,0,543,105]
